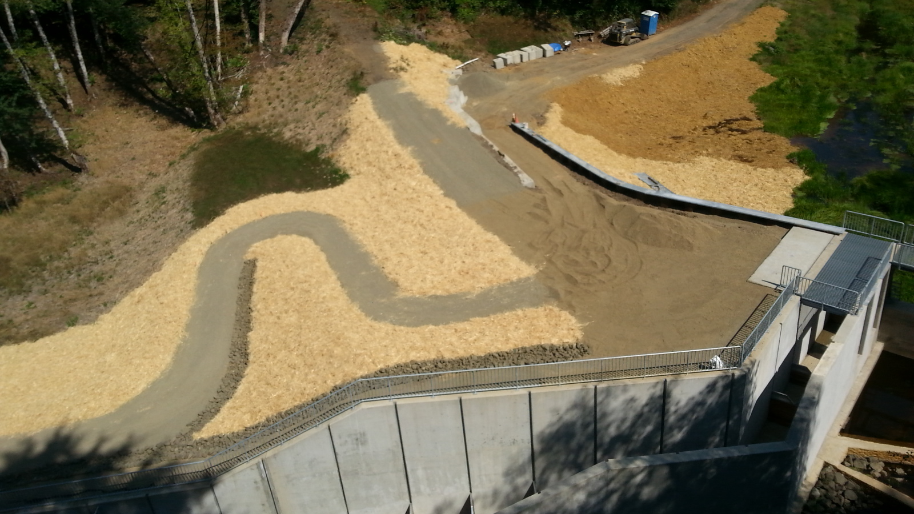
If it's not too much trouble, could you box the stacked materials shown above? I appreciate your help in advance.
[493,43,564,69]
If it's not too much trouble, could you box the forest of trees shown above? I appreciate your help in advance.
[0,0,314,205]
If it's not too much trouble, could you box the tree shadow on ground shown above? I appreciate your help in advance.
[0,429,215,513]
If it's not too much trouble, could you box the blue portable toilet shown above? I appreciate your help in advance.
[640,10,659,36]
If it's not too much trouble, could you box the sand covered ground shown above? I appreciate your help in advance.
[0,93,579,437]
[543,7,805,214]
[379,41,465,126]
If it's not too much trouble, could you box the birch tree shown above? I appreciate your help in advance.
[184,0,222,127]
[1,24,88,172]
[0,133,13,211]
[258,0,265,52]
[238,0,250,47]
[64,0,91,95]
[25,0,74,111]
[280,0,309,49]
[3,0,16,41]
[213,0,221,80]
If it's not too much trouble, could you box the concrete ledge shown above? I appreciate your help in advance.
[509,122,843,235]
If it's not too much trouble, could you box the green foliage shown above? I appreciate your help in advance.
[752,0,914,224]
[892,269,914,303]
[0,56,59,172]
[190,128,349,227]
[346,71,366,96]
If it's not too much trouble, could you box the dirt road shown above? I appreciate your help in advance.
[461,0,766,129]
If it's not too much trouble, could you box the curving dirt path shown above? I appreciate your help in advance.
[0,211,549,474]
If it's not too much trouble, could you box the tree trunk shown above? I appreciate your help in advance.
[238,0,251,47]
[184,0,223,127]
[141,42,181,97]
[258,0,265,53]
[0,25,77,168]
[280,0,309,49]
[0,133,14,212]
[88,8,107,68]
[64,0,91,96]
[213,0,222,81]
[3,0,16,41]
[26,0,74,111]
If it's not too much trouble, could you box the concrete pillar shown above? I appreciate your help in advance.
[330,403,411,514]
[596,380,663,460]
[265,427,347,514]
[213,460,278,514]
[530,386,594,490]
[396,398,471,514]
[493,58,505,69]
[540,44,554,57]
[461,391,533,514]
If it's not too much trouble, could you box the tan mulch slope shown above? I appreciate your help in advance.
[544,6,805,214]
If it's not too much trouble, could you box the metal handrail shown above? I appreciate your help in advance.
[843,211,907,242]
[740,277,797,362]
[0,346,743,507]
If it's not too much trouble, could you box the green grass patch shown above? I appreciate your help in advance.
[347,71,367,96]
[190,128,348,227]
[892,269,914,303]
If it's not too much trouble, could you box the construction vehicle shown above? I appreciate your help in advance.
[599,10,658,46]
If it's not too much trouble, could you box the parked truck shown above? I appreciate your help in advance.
[599,10,658,46]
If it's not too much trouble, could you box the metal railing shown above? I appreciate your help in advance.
[0,346,743,507]
[795,277,862,314]
[896,243,914,270]
[843,211,908,242]
[740,277,797,361]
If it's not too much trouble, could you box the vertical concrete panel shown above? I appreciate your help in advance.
[396,398,470,514]
[461,391,532,514]
[663,374,731,453]
[596,380,663,460]
[530,386,594,490]
[148,486,221,514]
[331,403,411,514]
[266,427,347,514]
[213,459,278,514]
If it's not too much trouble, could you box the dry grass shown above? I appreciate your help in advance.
[539,104,804,213]
[195,235,580,437]
[0,94,546,437]
[379,41,465,126]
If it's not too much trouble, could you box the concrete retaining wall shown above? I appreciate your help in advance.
[496,442,796,514]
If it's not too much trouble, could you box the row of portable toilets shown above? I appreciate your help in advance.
[493,43,565,69]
